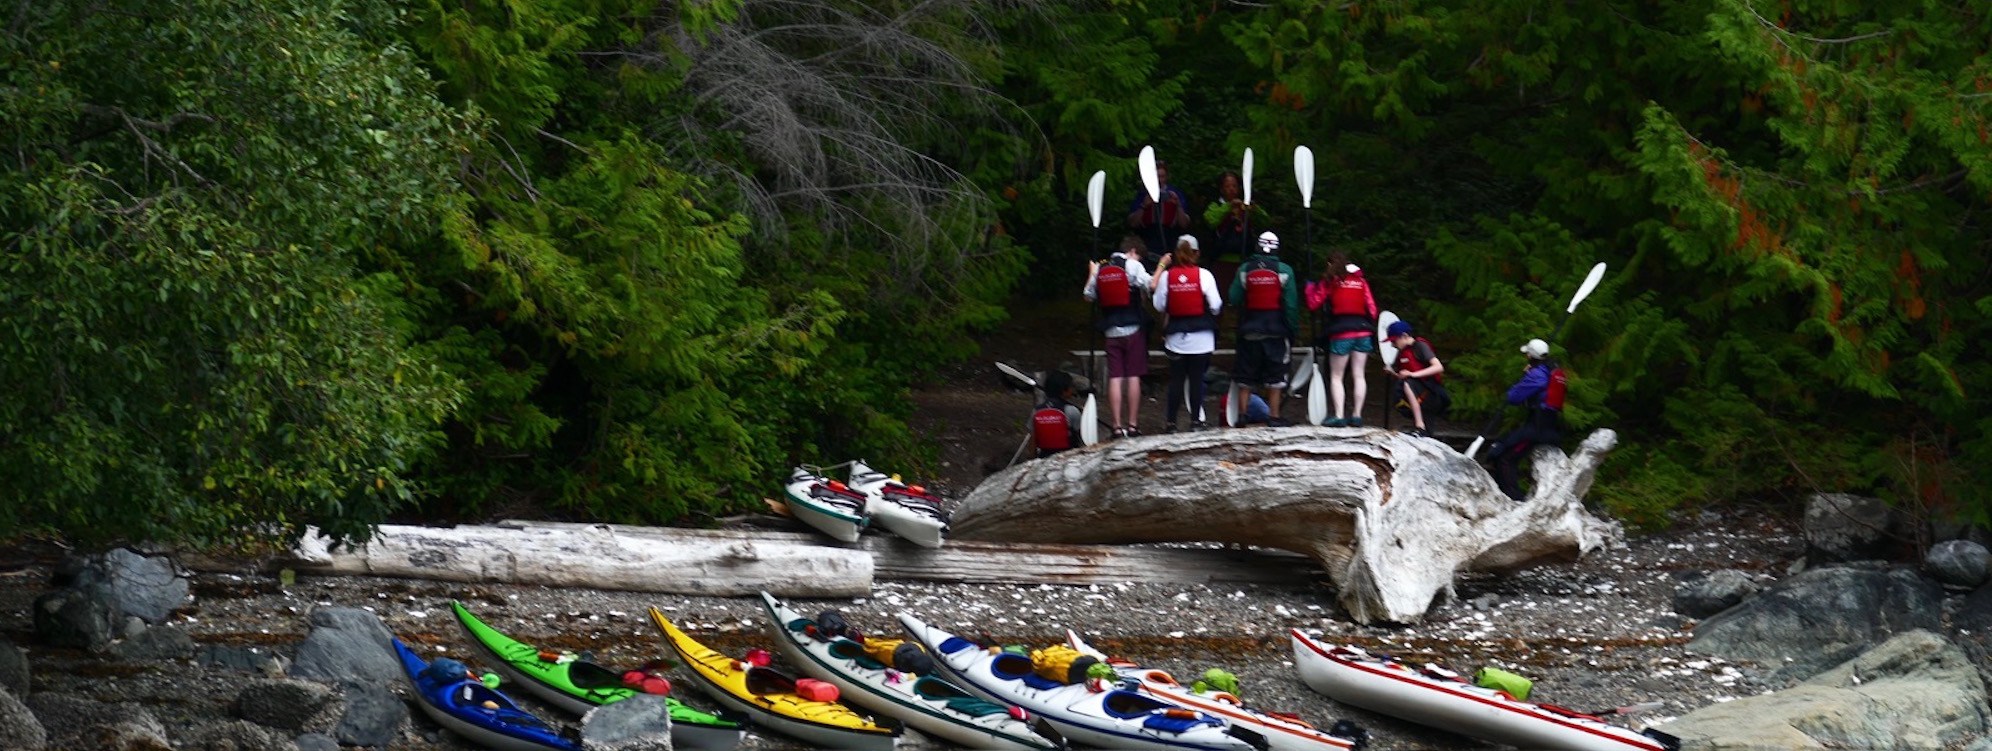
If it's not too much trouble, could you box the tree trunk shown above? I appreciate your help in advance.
[949,427,1625,624]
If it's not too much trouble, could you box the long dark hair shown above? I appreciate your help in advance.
[1324,250,1352,282]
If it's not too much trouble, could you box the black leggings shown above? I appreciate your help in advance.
[1165,352,1212,424]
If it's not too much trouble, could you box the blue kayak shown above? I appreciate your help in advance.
[393,637,581,751]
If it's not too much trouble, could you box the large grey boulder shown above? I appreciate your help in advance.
[100,548,190,623]
[0,637,28,695]
[333,682,406,748]
[581,694,673,750]
[289,607,398,686]
[32,580,119,651]
[1803,492,1896,563]
[236,679,340,733]
[1928,539,1991,589]
[952,427,1627,624]
[0,686,45,751]
[1689,565,1940,678]
[26,693,168,750]
[1672,569,1760,619]
[177,720,299,751]
[294,733,339,751]
[1664,630,1989,750]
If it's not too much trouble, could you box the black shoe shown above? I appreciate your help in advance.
[1163,422,1178,434]
[1191,420,1208,431]
[1266,418,1292,428]
[1125,426,1142,437]
[1404,426,1428,438]
[1112,426,1129,439]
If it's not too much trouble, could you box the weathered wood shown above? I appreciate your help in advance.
[949,427,1624,624]
[494,520,1323,586]
[289,523,874,598]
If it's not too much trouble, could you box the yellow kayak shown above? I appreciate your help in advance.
[647,608,901,751]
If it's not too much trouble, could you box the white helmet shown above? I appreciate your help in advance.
[1256,231,1279,254]
[1520,339,1550,359]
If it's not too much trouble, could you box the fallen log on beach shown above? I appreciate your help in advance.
[949,427,1625,624]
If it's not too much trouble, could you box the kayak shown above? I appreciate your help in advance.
[759,593,1057,750]
[449,601,747,750]
[392,637,579,751]
[784,466,870,543]
[897,613,1263,751]
[1066,630,1366,751]
[648,607,902,751]
[847,460,949,548]
[1289,630,1680,751]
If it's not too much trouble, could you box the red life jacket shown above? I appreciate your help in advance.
[1244,265,1283,312]
[1395,337,1444,384]
[1329,275,1369,316]
[1165,267,1208,318]
[1096,260,1132,308]
[1544,368,1567,411]
[1032,405,1071,452]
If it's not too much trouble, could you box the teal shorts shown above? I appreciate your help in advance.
[1327,336,1376,356]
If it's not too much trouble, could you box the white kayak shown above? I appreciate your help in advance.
[847,460,949,548]
[1067,630,1365,751]
[761,593,1059,750]
[783,466,869,543]
[897,613,1263,751]
[1289,630,1679,751]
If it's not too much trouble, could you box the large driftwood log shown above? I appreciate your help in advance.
[290,523,875,597]
[949,427,1624,624]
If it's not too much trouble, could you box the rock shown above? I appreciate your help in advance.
[122,615,148,639]
[31,580,119,651]
[94,548,191,623]
[25,693,167,750]
[294,732,339,751]
[236,679,339,733]
[0,637,28,695]
[1803,492,1895,563]
[1968,736,1992,751]
[951,428,1627,624]
[115,624,196,661]
[580,694,674,750]
[333,682,406,748]
[0,686,46,751]
[199,645,286,676]
[289,607,398,687]
[177,720,299,751]
[1664,630,1989,750]
[1688,565,1940,678]
[1672,569,1760,618]
[1928,540,1991,589]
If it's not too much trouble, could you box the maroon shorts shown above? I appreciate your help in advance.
[1104,333,1150,378]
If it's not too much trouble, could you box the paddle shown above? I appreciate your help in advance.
[1085,169,1107,441]
[1225,148,1255,428]
[1137,145,1162,259]
[1462,261,1609,459]
[1376,311,1401,430]
[1293,146,1327,426]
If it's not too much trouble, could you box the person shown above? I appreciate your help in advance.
[1201,170,1266,289]
[1306,251,1378,427]
[1030,370,1085,459]
[1485,338,1567,500]
[1226,231,1299,427]
[1125,160,1192,257]
[1085,235,1154,438]
[1384,320,1449,438]
[1151,235,1222,432]
[1218,388,1273,426]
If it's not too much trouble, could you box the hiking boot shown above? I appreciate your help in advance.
[1266,418,1292,428]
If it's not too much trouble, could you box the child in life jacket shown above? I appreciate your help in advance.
[1151,236,1222,432]
[1305,251,1378,427]
[1085,235,1154,438]
[1384,320,1449,438]
[1486,338,1566,500]
[1030,370,1085,459]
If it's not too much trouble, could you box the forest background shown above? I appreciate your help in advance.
[3,0,1987,548]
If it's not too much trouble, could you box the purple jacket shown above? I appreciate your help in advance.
[1506,364,1554,407]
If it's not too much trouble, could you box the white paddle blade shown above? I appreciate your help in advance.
[1464,436,1486,458]
[1137,146,1161,202]
[1306,364,1327,426]
[1567,262,1608,313]
[1080,394,1100,446]
[1224,384,1243,427]
[1293,146,1316,209]
[1287,347,1316,396]
[1242,147,1255,206]
[1377,311,1402,365]
[994,361,1037,389]
[1086,170,1107,229]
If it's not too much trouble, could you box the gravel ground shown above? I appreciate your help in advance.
[0,509,1808,750]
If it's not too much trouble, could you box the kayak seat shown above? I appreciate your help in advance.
[991,653,1063,690]
[745,666,800,696]
[568,661,625,689]
[828,640,889,671]
[936,637,975,655]
[1100,690,1172,719]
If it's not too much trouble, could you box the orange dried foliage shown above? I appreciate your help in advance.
[1828,283,1843,323]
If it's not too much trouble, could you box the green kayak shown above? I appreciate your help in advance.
[451,601,747,751]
